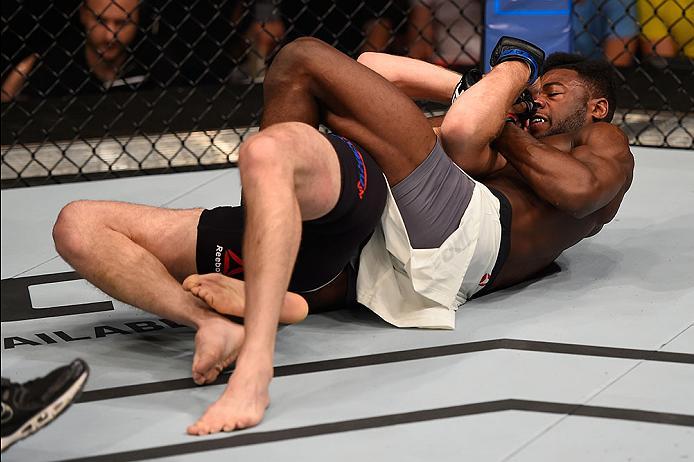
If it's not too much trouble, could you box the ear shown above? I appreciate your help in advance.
[589,97,609,121]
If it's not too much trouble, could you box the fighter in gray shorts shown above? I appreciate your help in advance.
[391,138,475,249]
[390,138,512,295]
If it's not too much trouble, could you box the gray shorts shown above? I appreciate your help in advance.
[391,138,475,249]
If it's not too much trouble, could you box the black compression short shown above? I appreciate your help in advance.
[195,133,387,294]
[471,186,512,298]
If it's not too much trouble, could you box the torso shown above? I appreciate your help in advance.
[481,132,633,291]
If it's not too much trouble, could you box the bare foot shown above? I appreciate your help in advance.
[187,370,271,435]
[183,273,308,324]
[192,317,244,385]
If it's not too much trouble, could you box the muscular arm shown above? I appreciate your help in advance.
[440,61,529,178]
[493,122,633,218]
[357,52,460,102]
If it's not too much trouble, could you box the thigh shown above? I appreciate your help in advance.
[267,37,437,184]
[245,122,342,221]
[293,134,387,291]
[87,201,203,281]
[199,134,388,295]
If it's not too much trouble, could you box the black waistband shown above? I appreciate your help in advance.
[472,186,512,298]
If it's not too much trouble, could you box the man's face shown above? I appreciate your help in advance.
[81,0,140,63]
[526,68,593,138]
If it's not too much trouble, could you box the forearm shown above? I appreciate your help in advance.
[493,125,599,216]
[424,113,505,177]
[441,61,527,150]
[357,52,460,102]
[436,61,527,177]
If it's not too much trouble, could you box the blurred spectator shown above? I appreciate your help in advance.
[1,0,66,101]
[406,0,481,71]
[361,17,395,54]
[637,0,694,61]
[1,0,149,101]
[281,0,408,57]
[80,0,144,83]
[155,0,235,86]
[231,0,286,81]
[358,0,410,54]
[157,1,285,85]
[572,0,639,67]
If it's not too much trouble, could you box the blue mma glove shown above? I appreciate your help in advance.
[489,36,545,84]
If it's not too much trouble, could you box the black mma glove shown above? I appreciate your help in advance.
[506,90,538,128]
[513,89,538,123]
[450,68,482,105]
[489,36,545,85]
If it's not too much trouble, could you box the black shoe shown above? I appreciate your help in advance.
[1,359,89,452]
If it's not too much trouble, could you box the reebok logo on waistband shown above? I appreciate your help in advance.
[214,245,244,277]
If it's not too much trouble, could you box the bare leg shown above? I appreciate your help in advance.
[186,121,343,435]
[53,202,244,385]
[262,37,437,185]
[52,201,296,388]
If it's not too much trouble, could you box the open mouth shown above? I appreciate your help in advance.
[529,115,549,128]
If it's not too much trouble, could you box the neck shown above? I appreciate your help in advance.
[85,46,125,83]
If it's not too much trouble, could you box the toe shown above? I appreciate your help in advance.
[203,364,223,384]
[196,287,212,304]
[182,274,201,291]
[187,422,205,435]
[192,355,214,384]
[192,371,205,385]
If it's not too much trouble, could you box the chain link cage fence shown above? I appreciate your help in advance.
[1,0,692,188]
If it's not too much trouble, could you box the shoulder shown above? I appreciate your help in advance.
[577,122,629,148]
[575,122,632,161]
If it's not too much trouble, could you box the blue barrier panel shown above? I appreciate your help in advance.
[484,0,572,71]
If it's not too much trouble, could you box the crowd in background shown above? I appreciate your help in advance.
[1,0,693,102]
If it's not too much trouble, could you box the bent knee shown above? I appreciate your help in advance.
[53,200,118,259]
[267,37,332,85]
[239,123,312,176]
[238,133,286,178]
[274,37,329,65]
[53,200,97,258]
